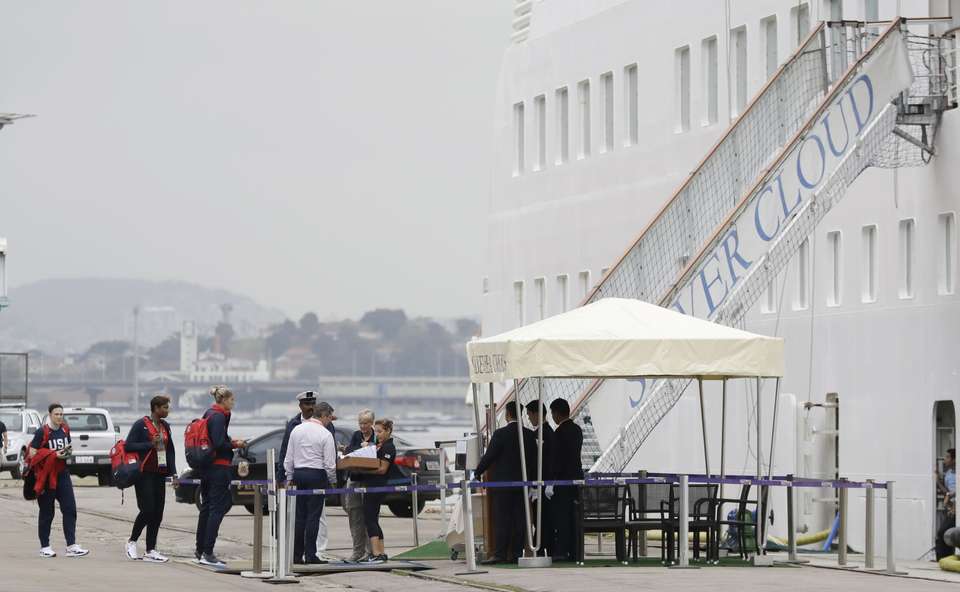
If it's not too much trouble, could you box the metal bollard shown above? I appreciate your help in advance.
[253,486,264,571]
[271,486,293,581]
[412,473,420,547]
[885,481,898,574]
[455,478,485,574]
[865,481,875,569]
[838,486,848,566]
[439,448,447,536]
[286,486,297,574]
[787,480,797,561]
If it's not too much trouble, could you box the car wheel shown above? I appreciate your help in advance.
[387,498,427,518]
[97,468,113,487]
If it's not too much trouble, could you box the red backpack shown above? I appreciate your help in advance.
[184,410,223,470]
[110,416,155,489]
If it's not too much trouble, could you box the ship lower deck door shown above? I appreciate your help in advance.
[934,400,955,547]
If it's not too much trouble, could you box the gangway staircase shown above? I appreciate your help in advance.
[496,19,957,472]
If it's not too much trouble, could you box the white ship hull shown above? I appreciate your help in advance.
[482,0,960,558]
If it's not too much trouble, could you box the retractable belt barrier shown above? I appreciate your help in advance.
[165,475,889,496]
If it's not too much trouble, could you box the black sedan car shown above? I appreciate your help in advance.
[173,425,446,517]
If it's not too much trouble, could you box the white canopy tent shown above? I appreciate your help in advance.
[465,298,785,566]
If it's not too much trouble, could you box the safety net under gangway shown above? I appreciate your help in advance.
[487,18,955,472]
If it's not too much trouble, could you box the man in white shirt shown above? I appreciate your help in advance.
[283,403,337,564]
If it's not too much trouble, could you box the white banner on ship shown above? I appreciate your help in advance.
[670,30,913,320]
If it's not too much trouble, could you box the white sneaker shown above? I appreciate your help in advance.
[40,547,56,558]
[125,541,140,560]
[143,550,169,563]
[65,544,89,558]
[317,551,340,562]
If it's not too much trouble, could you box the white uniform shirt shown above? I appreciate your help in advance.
[283,418,337,485]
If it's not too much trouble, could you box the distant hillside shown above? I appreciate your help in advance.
[0,278,286,354]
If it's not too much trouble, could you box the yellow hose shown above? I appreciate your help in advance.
[768,529,830,548]
[940,555,960,572]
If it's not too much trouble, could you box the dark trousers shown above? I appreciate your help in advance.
[131,472,166,551]
[551,487,578,561]
[937,512,956,559]
[38,469,76,547]
[490,489,526,561]
[195,465,232,555]
[533,497,555,556]
[363,491,386,539]
[293,468,329,563]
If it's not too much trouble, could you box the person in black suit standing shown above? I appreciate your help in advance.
[525,400,555,557]
[475,401,535,564]
[549,398,583,562]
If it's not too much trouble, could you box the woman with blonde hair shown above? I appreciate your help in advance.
[361,418,402,563]
[195,385,246,568]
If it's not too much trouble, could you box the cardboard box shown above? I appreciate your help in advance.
[336,456,381,471]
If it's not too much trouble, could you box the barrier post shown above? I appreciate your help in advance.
[669,475,697,569]
[268,485,297,583]
[865,480,875,569]
[439,447,447,535]
[286,486,297,574]
[412,473,420,547]
[838,485,849,566]
[885,481,903,574]
[787,477,798,562]
[455,478,486,575]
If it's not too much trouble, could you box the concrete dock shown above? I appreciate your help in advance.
[2,475,959,591]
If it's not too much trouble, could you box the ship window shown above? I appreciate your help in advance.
[899,218,915,299]
[577,79,591,159]
[534,277,547,321]
[862,224,878,303]
[513,281,525,326]
[534,94,546,172]
[939,213,956,295]
[762,278,777,313]
[791,3,811,47]
[827,231,842,306]
[513,102,525,176]
[675,45,690,132]
[763,15,778,78]
[482,277,489,295]
[730,26,748,117]
[794,238,810,310]
[556,86,569,165]
[578,270,591,300]
[702,37,718,125]
[826,0,842,20]
[624,64,639,145]
[556,274,569,313]
[600,72,614,153]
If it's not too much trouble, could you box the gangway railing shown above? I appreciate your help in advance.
[489,23,835,434]
[591,18,949,473]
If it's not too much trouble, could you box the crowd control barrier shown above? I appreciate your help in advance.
[167,463,900,574]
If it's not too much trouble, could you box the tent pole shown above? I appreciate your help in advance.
[514,379,534,553]
[488,383,496,444]
[762,377,782,555]
[720,378,727,500]
[698,377,710,476]
[535,377,544,554]
[755,377,764,556]
[472,383,483,454]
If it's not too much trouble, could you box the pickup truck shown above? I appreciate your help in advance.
[58,407,121,486]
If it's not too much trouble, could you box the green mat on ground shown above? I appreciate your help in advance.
[393,538,452,560]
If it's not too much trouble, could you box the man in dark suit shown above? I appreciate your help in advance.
[550,398,583,562]
[475,401,536,564]
[525,400,555,556]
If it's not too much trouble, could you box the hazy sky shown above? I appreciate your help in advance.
[0,2,512,320]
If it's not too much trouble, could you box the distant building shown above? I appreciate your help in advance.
[180,321,198,373]
[189,352,269,383]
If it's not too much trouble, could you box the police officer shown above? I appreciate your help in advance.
[475,401,535,564]
[549,398,582,562]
